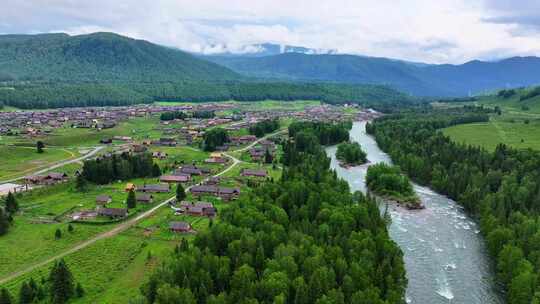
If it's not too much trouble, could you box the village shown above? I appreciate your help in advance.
[0,101,379,300]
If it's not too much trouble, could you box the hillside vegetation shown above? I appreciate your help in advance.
[206,53,540,97]
[0,32,238,82]
[0,32,416,110]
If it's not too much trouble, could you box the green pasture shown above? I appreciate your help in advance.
[0,146,79,181]
[443,115,540,151]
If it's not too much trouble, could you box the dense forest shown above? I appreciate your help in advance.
[336,142,367,166]
[367,107,540,304]
[202,128,230,152]
[288,121,351,147]
[160,111,187,121]
[139,122,407,303]
[249,119,280,138]
[0,81,415,111]
[81,153,160,185]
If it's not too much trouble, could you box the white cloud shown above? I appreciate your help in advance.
[2,0,540,63]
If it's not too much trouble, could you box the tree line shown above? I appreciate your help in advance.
[367,107,540,304]
[160,111,187,121]
[0,81,417,110]
[249,119,280,138]
[138,122,406,304]
[81,152,161,185]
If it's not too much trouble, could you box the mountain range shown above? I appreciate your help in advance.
[204,53,540,97]
[1,32,540,98]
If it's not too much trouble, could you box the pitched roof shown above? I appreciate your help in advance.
[98,208,127,217]
[169,221,191,230]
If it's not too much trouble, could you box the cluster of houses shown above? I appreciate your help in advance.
[168,201,217,233]
[0,102,237,137]
[24,172,68,186]
[248,139,277,162]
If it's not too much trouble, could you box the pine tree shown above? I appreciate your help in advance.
[0,288,13,304]
[75,283,84,298]
[0,208,9,236]
[55,228,62,239]
[151,163,161,177]
[75,175,87,192]
[4,192,18,214]
[179,238,189,252]
[36,141,44,153]
[264,149,273,164]
[49,259,75,304]
[176,184,186,202]
[126,190,136,209]
[18,282,34,304]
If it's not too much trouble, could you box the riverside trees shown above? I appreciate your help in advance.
[336,142,367,166]
[367,108,540,304]
[139,122,406,303]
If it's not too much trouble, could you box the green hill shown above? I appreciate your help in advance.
[0,32,417,110]
[0,32,239,82]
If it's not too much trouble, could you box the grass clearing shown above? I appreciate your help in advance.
[443,115,540,151]
[0,146,79,181]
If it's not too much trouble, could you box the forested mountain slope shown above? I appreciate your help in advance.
[206,53,540,97]
[0,32,239,82]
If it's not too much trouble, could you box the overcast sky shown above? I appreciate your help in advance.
[2,0,540,63]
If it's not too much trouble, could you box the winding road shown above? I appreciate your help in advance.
[0,130,284,285]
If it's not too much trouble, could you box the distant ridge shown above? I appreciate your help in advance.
[204,52,540,97]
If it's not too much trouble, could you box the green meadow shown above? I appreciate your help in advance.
[443,116,540,151]
[0,146,79,181]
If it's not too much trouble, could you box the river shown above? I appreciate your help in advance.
[326,121,503,304]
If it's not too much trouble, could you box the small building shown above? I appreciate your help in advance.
[160,175,191,183]
[152,151,168,159]
[96,195,112,205]
[98,208,128,219]
[178,166,202,176]
[136,193,154,204]
[241,169,268,178]
[137,184,170,193]
[190,185,240,201]
[169,221,192,233]
[180,201,216,217]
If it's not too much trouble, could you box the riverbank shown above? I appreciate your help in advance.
[326,120,503,304]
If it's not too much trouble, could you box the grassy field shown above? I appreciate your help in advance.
[443,116,540,151]
[0,146,79,181]
[1,116,163,147]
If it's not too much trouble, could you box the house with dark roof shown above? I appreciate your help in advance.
[180,201,216,217]
[160,175,191,183]
[137,184,170,193]
[190,185,240,201]
[241,169,268,178]
[96,195,112,205]
[169,221,192,233]
[98,208,128,219]
[136,194,154,204]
